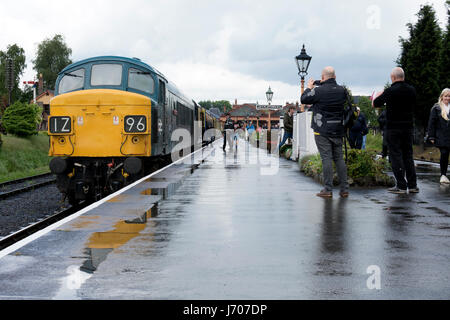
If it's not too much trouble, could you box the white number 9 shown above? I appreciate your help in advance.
[126,117,135,131]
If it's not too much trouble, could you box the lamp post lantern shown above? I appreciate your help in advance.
[295,44,312,112]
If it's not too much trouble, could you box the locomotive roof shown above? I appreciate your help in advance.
[59,56,163,77]
[58,56,192,103]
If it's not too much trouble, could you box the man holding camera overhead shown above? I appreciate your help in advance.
[301,66,349,198]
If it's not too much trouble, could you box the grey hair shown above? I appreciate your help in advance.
[391,67,405,81]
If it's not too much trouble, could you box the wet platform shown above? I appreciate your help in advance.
[0,140,449,299]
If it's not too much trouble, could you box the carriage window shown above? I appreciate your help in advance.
[128,68,154,94]
[59,68,85,93]
[91,64,122,86]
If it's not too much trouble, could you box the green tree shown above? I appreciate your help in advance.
[199,100,232,112]
[397,4,442,139]
[198,100,213,109]
[440,1,450,88]
[2,101,42,137]
[33,34,72,90]
[0,44,27,105]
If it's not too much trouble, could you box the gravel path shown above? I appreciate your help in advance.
[0,184,70,238]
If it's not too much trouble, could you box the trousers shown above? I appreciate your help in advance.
[386,129,417,190]
[439,147,449,176]
[314,135,349,192]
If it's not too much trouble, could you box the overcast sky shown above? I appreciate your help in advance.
[0,0,448,105]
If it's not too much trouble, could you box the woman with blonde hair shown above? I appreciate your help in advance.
[427,88,450,184]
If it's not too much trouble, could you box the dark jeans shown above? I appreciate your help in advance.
[386,129,417,190]
[349,131,363,149]
[279,131,293,150]
[314,135,349,192]
[439,147,450,176]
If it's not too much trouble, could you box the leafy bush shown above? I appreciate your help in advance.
[299,149,394,187]
[299,153,323,175]
[2,101,42,137]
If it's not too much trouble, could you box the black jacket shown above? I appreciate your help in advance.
[301,78,348,137]
[427,103,450,148]
[224,118,235,130]
[378,109,387,133]
[350,113,368,136]
[283,112,293,134]
[373,81,416,130]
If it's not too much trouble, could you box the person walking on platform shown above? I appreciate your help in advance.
[279,106,295,151]
[373,67,419,194]
[223,113,235,151]
[246,122,255,142]
[426,88,450,184]
[301,66,349,198]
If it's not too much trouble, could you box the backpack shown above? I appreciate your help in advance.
[343,89,357,130]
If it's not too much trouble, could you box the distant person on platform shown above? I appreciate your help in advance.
[301,66,349,198]
[373,67,419,194]
[246,122,255,141]
[349,107,368,149]
[279,106,296,151]
[223,113,235,151]
[426,88,450,184]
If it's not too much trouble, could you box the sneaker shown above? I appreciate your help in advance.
[440,175,450,184]
[316,190,333,198]
[339,191,349,198]
[388,187,407,194]
[408,187,420,193]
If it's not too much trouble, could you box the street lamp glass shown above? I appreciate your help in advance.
[295,44,312,78]
[266,87,273,103]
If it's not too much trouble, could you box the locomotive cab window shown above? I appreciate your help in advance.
[59,68,85,94]
[91,64,122,86]
[128,68,154,94]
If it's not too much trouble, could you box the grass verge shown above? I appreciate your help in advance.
[0,132,51,183]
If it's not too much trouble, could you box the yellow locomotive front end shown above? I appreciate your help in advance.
[49,89,151,158]
[48,89,152,205]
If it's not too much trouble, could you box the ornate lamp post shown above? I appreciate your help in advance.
[295,44,312,112]
[266,86,273,132]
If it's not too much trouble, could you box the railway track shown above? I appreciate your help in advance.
[0,203,87,251]
[0,173,56,200]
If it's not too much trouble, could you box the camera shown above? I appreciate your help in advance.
[313,80,322,86]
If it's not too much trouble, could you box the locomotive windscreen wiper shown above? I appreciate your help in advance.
[64,72,84,78]
[130,71,151,75]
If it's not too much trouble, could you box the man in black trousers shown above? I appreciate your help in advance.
[223,113,235,151]
[301,66,349,198]
[374,67,419,194]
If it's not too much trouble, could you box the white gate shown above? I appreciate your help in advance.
[290,111,318,161]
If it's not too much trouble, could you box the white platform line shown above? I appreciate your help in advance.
[0,144,214,260]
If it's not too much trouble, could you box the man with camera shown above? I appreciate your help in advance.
[301,66,349,198]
